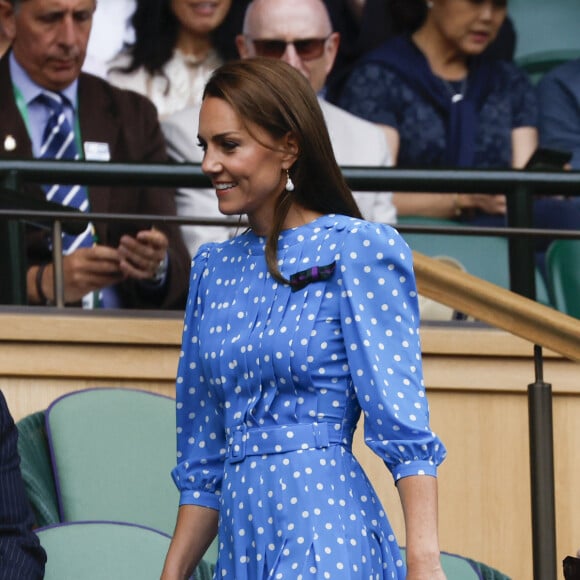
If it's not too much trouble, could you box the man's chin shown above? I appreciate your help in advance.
[44,70,82,91]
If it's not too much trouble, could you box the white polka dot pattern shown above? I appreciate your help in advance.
[172,214,446,578]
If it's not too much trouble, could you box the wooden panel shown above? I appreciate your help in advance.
[1,310,578,579]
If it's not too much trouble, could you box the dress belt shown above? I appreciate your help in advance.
[226,422,345,464]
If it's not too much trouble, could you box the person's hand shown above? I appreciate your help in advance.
[117,227,169,281]
[459,193,507,215]
[42,245,124,304]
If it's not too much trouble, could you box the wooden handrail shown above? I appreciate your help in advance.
[2,252,578,360]
[413,251,580,361]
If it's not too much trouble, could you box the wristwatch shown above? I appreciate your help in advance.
[150,254,168,284]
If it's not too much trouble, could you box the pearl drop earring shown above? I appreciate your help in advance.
[285,170,295,192]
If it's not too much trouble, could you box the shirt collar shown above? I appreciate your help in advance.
[9,51,79,110]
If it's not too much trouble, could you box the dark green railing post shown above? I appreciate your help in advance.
[528,345,557,580]
[0,171,27,305]
[507,181,557,580]
[506,182,536,299]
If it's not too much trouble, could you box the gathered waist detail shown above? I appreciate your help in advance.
[226,422,345,464]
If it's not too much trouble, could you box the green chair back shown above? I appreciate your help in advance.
[516,49,580,84]
[398,217,551,306]
[509,0,580,62]
[398,217,510,288]
[399,547,482,579]
[16,410,60,527]
[546,240,580,318]
[37,521,171,580]
[46,388,178,536]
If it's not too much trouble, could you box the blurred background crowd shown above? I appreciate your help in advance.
[1,0,579,315]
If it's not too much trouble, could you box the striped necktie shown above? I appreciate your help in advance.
[37,91,94,254]
[37,92,101,308]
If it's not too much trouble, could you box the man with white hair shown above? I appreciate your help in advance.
[0,0,190,309]
[161,0,396,256]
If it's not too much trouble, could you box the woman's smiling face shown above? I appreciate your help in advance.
[171,0,232,36]
[198,96,296,235]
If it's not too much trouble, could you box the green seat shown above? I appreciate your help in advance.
[399,547,486,579]
[468,558,512,580]
[509,0,580,63]
[399,216,551,305]
[516,49,580,84]
[398,217,510,288]
[546,240,580,318]
[16,410,60,527]
[37,521,213,580]
[46,388,179,535]
[45,387,219,566]
[37,521,171,580]
[397,216,551,305]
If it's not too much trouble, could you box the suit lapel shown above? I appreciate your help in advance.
[0,53,35,162]
[77,74,120,217]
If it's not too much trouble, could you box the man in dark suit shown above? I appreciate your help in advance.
[0,0,190,310]
[0,390,46,579]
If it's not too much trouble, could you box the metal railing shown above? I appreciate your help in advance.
[3,159,580,298]
[2,159,580,580]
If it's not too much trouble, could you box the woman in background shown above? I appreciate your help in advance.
[108,0,249,118]
[338,0,580,276]
[323,0,515,104]
[338,0,535,222]
[161,58,446,579]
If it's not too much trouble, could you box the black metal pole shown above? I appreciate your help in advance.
[0,171,27,305]
[506,183,536,299]
[505,181,557,579]
[52,221,65,308]
[528,345,557,580]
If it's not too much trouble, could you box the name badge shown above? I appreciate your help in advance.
[84,141,111,162]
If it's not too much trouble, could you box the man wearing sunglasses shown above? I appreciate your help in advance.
[235,0,395,225]
[236,0,339,99]
[161,0,395,256]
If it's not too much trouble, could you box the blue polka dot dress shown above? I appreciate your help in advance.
[172,214,446,579]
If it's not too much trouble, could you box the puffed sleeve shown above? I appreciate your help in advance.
[171,245,226,511]
[337,222,446,482]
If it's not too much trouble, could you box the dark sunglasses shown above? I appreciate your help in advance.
[469,0,508,6]
[249,36,330,61]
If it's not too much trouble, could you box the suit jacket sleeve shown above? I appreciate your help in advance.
[0,391,46,579]
[78,75,191,310]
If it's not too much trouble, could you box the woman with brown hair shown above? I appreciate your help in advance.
[107,0,249,118]
[161,58,446,580]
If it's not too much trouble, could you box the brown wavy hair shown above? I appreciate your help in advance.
[203,57,362,284]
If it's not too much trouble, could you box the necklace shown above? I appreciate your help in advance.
[442,77,468,103]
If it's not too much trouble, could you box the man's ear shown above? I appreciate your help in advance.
[0,1,17,41]
[324,32,341,76]
[236,34,250,59]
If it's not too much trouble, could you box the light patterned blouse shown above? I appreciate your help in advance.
[107,48,223,119]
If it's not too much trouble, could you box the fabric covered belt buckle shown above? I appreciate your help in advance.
[312,422,330,449]
[228,428,247,464]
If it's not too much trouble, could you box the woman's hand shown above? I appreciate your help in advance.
[458,193,507,215]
